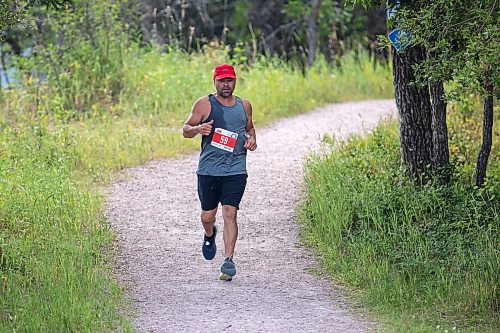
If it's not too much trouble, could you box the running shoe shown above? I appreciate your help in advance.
[219,257,236,280]
[201,225,217,260]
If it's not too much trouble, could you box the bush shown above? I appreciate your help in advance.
[300,118,499,332]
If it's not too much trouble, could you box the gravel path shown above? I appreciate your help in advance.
[106,99,396,333]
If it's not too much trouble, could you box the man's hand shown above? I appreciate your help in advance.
[244,133,257,151]
[183,97,212,138]
[198,120,214,136]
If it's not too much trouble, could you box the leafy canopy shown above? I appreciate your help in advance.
[398,0,499,99]
[347,0,499,99]
[1,0,71,40]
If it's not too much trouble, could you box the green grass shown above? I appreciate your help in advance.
[0,125,132,332]
[299,114,499,332]
[0,48,393,332]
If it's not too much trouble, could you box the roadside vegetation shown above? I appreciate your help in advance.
[0,37,392,333]
[300,99,499,332]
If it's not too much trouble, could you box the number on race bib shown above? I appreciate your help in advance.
[211,128,238,152]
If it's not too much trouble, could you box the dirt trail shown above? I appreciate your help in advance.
[106,100,396,333]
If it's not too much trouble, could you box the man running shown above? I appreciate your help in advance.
[182,63,257,280]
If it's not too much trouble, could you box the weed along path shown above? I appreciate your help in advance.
[106,100,396,333]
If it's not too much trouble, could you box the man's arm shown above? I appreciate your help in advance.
[242,100,257,151]
[183,97,212,138]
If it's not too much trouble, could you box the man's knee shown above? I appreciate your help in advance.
[201,209,217,223]
[222,205,237,221]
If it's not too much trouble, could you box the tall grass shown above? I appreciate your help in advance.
[118,47,392,124]
[0,42,393,331]
[300,110,499,332]
[0,124,132,332]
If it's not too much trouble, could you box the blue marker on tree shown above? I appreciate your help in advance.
[387,0,411,51]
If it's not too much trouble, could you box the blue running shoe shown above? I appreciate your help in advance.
[202,225,217,260]
[220,257,236,280]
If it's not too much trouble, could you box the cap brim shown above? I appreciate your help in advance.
[214,74,236,80]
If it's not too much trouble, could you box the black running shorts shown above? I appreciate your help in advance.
[197,174,248,211]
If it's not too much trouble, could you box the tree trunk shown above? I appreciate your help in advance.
[475,79,494,187]
[4,36,22,56]
[392,45,433,181]
[430,80,450,180]
[307,0,320,67]
[1,45,10,88]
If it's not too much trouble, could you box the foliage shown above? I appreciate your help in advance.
[0,1,71,40]
[346,0,384,10]
[349,0,499,100]
[11,0,130,119]
[1,2,33,41]
[397,0,499,100]
[283,1,352,48]
[0,44,393,331]
[124,0,389,66]
[448,95,496,167]
[284,0,383,49]
[300,106,499,332]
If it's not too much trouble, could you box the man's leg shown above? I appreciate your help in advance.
[201,208,217,236]
[219,174,246,279]
[200,208,218,260]
[221,205,238,258]
[197,174,219,243]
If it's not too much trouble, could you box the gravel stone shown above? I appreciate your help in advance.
[106,100,396,333]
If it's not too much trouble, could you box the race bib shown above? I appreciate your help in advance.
[211,128,238,152]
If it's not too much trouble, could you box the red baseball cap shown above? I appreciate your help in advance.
[213,64,236,80]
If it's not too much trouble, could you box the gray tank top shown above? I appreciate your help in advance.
[197,94,248,176]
